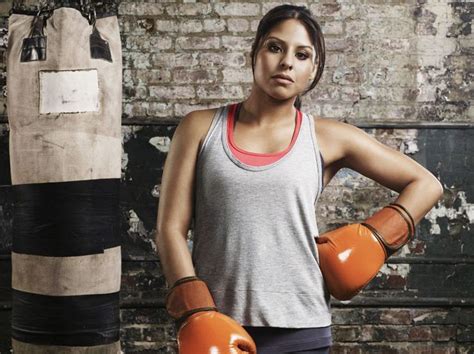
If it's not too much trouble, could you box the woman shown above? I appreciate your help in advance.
[156,5,444,354]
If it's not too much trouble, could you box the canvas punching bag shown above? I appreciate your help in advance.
[7,0,122,352]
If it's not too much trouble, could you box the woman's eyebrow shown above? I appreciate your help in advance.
[265,36,314,51]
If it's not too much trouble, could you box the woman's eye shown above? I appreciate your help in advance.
[268,44,281,52]
[297,52,309,60]
[267,43,309,59]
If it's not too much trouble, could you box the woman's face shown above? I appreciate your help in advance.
[253,18,318,103]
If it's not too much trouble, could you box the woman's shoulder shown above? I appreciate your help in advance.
[308,114,364,165]
[176,106,221,150]
[309,114,352,133]
[309,114,368,142]
[181,107,218,126]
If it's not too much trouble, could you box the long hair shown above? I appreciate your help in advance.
[250,4,325,110]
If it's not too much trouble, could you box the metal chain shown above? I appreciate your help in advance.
[11,0,119,20]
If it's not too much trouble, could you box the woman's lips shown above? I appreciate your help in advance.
[272,76,294,84]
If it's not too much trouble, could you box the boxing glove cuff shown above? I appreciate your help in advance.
[165,276,218,323]
[362,203,415,258]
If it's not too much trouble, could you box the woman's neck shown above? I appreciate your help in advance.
[239,87,297,128]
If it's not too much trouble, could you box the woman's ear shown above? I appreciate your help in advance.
[309,62,318,81]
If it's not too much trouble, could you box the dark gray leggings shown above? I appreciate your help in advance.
[290,347,330,354]
[257,346,330,354]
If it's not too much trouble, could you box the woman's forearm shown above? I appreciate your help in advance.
[156,229,196,287]
[392,176,444,226]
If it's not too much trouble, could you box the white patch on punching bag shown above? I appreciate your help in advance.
[39,69,100,114]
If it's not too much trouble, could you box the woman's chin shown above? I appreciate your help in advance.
[264,89,298,102]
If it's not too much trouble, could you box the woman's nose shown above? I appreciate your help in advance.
[279,52,294,70]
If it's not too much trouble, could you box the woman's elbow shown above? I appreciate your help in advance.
[424,173,444,202]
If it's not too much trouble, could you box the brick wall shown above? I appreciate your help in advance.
[0,1,473,353]
[117,0,472,124]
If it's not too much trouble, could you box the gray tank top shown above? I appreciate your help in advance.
[192,103,331,327]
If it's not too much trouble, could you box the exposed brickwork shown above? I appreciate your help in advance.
[108,1,474,124]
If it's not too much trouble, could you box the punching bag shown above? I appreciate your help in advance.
[7,0,122,352]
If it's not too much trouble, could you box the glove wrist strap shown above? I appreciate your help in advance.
[389,203,416,237]
[363,203,415,257]
[165,276,217,324]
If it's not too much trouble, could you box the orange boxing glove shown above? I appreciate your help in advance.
[316,203,415,300]
[166,276,256,354]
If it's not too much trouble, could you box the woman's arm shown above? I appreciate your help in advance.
[157,110,257,350]
[155,109,214,287]
[316,118,444,224]
[315,119,444,300]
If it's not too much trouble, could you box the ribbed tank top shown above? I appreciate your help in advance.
[193,102,331,328]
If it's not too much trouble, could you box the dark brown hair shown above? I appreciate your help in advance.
[250,4,325,110]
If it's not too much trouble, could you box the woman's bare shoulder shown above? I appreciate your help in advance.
[310,115,360,164]
[312,115,354,134]
[175,107,219,147]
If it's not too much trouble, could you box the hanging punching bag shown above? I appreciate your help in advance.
[7,0,122,352]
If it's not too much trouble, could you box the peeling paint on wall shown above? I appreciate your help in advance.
[381,263,411,278]
[122,126,142,144]
[122,126,144,181]
[148,136,170,153]
[428,190,474,235]
[151,184,160,198]
[401,135,420,155]
[127,209,157,253]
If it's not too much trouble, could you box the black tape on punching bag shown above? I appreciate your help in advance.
[12,290,120,346]
[13,179,120,257]
[7,1,122,352]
